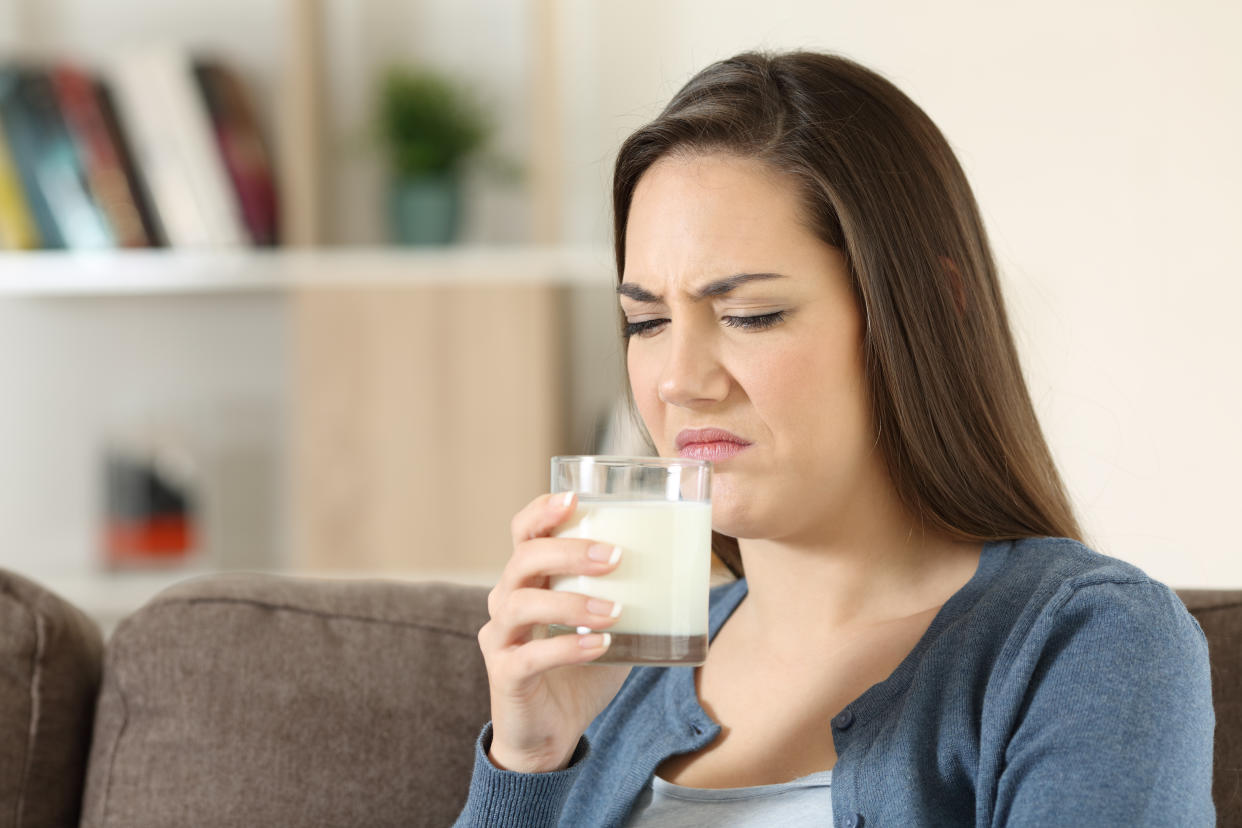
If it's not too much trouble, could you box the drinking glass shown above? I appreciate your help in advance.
[547,455,712,666]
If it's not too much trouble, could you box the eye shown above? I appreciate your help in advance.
[623,311,788,339]
[624,318,668,338]
[722,311,787,330]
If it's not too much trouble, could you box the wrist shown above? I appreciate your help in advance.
[487,740,576,774]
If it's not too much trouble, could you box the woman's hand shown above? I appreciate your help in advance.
[477,492,633,774]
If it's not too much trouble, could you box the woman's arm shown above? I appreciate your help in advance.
[991,579,1215,826]
[452,722,591,828]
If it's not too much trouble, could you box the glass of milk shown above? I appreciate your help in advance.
[547,455,712,666]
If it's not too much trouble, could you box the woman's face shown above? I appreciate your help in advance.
[622,152,877,543]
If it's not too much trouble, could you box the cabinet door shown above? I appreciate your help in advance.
[290,285,566,577]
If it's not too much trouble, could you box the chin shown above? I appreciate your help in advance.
[707,489,770,540]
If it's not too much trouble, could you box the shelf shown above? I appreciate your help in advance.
[0,245,616,297]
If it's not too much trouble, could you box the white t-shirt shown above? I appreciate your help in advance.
[623,769,833,827]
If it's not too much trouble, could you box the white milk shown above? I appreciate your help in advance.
[551,499,712,636]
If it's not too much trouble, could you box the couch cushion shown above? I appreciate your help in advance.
[0,569,104,828]
[80,575,491,828]
[1178,589,1242,823]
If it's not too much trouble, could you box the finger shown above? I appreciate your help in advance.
[489,536,623,620]
[495,587,623,647]
[498,537,623,596]
[510,491,577,548]
[499,628,615,685]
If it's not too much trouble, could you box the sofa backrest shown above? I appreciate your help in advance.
[78,574,492,828]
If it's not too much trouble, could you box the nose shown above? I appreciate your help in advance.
[657,320,730,407]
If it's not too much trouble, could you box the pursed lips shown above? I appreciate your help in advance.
[675,427,753,461]
[675,427,752,450]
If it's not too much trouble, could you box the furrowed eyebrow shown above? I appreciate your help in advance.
[616,272,787,304]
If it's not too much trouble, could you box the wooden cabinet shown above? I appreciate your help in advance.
[290,283,565,574]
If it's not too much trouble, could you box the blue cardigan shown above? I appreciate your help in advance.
[455,537,1216,827]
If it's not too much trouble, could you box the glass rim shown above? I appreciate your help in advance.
[551,454,711,469]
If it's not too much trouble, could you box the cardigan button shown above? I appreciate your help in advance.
[832,709,855,730]
[843,813,864,828]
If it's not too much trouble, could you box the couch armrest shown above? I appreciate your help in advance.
[0,568,103,828]
[1177,588,1242,821]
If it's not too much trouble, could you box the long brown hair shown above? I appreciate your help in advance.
[612,50,1082,578]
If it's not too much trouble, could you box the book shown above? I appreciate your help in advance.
[51,63,155,247]
[106,46,247,247]
[0,66,114,249]
[93,78,166,247]
[193,60,279,246]
[0,119,41,248]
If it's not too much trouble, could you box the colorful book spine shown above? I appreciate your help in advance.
[93,78,165,247]
[194,60,280,246]
[0,119,41,249]
[0,67,65,247]
[51,63,153,248]
[0,66,113,249]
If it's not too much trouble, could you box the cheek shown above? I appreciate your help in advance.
[740,339,822,418]
[745,336,869,454]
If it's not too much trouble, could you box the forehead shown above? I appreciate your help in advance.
[622,152,824,291]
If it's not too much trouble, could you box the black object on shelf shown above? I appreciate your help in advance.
[102,447,198,568]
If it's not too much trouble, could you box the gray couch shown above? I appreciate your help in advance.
[1,567,1239,826]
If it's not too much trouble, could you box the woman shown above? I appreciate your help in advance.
[455,51,1214,826]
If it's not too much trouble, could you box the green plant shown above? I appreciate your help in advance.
[376,65,492,179]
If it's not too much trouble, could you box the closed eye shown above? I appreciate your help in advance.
[623,311,787,339]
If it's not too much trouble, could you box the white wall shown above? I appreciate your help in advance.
[556,0,1242,588]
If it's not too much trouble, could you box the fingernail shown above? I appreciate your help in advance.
[559,491,574,509]
[579,632,611,649]
[587,598,622,618]
[588,544,622,564]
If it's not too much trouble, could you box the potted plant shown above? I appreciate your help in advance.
[376,65,492,245]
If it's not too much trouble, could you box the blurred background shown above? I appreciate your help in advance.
[0,0,1238,632]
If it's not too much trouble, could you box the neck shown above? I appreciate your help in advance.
[730,480,982,659]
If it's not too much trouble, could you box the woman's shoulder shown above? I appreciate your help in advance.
[982,536,1206,652]
[995,536,1176,601]
[999,535,1150,585]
